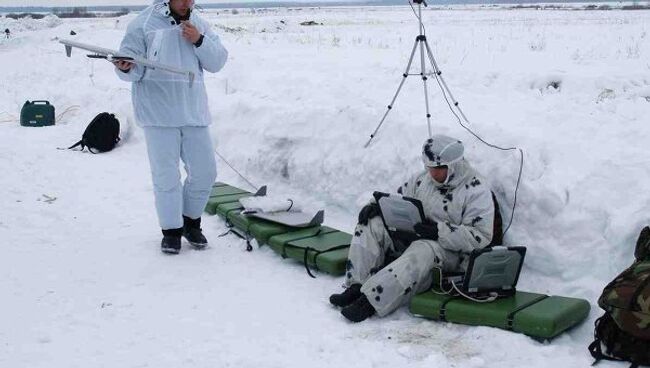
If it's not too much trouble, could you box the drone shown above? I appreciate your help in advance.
[60,38,195,87]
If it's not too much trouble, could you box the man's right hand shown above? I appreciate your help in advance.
[113,60,134,72]
[358,203,381,226]
[414,220,439,241]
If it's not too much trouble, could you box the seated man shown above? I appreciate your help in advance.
[330,135,497,322]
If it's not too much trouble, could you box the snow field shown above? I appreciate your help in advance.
[1,6,649,367]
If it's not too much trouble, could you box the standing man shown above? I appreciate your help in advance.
[114,0,228,254]
[4,28,10,38]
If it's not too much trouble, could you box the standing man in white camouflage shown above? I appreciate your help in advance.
[114,0,228,254]
[330,135,500,322]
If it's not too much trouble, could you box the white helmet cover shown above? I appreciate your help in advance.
[421,135,464,167]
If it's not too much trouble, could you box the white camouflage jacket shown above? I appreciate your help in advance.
[397,159,495,254]
[116,0,228,127]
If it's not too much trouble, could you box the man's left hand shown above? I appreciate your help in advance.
[414,220,439,241]
[181,21,201,44]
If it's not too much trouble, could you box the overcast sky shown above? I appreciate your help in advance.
[2,0,142,5]
[0,0,292,7]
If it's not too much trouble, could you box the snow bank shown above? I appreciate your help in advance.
[1,7,649,368]
[210,8,650,296]
[0,14,62,32]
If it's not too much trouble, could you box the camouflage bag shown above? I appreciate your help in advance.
[588,226,650,367]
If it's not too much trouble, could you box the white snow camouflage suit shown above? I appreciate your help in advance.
[115,1,228,229]
[346,159,495,316]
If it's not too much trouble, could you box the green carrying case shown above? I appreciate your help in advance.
[209,185,250,197]
[225,207,253,232]
[512,295,592,339]
[214,201,244,218]
[214,198,301,245]
[224,209,312,246]
[248,220,299,245]
[207,182,592,332]
[20,100,55,127]
[205,182,352,276]
[206,182,251,215]
[206,193,252,215]
[266,226,339,249]
[409,290,590,340]
[267,229,351,275]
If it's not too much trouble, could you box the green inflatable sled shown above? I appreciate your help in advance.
[410,290,590,340]
[206,182,351,276]
[205,182,590,339]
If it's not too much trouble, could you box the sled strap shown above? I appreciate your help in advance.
[280,228,323,259]
[302,244,350,279]
[505,294,549,330]
[439,297,455,321]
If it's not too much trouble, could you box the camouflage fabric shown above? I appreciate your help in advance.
[598,261,650,339]
[589,227,650,366]
[589,313,650,366]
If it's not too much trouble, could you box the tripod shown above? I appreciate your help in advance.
[365,0,464,148]
[363,1,524,238]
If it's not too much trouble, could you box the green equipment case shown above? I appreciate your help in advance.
[267,227,351,276]
[207,182,592,339]
[409,290,591,340]
[205,183,252,215]
[206,182,351,276]
[20,100,55,127]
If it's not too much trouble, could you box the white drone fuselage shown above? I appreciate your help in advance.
[60,38,195,87]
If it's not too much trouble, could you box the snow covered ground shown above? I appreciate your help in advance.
[1,6,649,367]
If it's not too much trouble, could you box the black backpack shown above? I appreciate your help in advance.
[68,112,121,153]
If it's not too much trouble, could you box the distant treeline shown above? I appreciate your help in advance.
[509,3,650,10]
[620,4,650,9]
[4,12,46,19]
[2,1,650,19]
[4,6,129,19]
[54,7,130,18]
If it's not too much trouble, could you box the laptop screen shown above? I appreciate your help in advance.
[464,246,526,294]
[373,192,425,233]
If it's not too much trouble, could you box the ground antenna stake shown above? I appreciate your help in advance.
[365,0,433,148]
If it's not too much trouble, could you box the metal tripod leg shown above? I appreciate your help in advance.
[424,40,470,123]
[418,37,433,138]
[364,39,420,148]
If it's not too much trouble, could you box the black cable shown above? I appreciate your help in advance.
[431,67,523,236]
[408,2,523,237]
[214,149,259,192]
[408,0,427,37]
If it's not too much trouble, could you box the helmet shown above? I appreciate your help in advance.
[421,135,464,167]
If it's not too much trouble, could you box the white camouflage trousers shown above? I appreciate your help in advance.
[345,216,461,317]
[143,126,217,230]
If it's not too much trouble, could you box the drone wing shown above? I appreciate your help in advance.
[59,38,195,87]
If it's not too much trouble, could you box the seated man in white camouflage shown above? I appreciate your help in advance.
[330,135,499,322]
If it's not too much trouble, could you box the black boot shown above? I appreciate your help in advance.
[341,294,376,323]
[161,227,183,254]
[329,284,362,308]
[183,215,208,249]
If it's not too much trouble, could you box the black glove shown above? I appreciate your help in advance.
[414,220,439,241]
[358,203,381,226]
